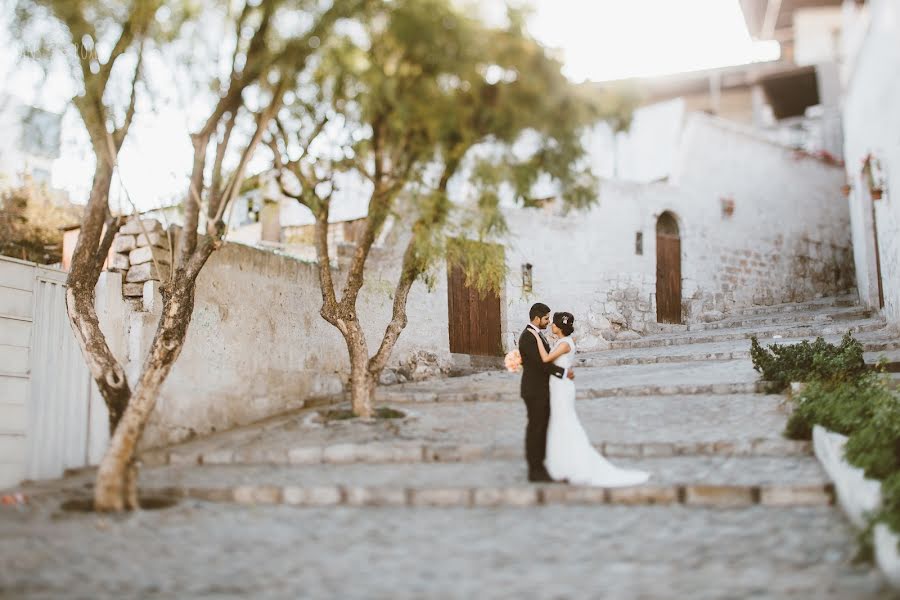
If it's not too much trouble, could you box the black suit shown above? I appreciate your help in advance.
[519,325,565,479]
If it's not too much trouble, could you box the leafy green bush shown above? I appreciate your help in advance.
[784,374,893,441]
[750,333,867,392]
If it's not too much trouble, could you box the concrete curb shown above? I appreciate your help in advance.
[152,438,812,467]
[812,425,900,589]
[153,482,834,509]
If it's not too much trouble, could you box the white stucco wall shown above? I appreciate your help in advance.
[501,113,854,350]
[841,0,900,325]
[119,242,451,450]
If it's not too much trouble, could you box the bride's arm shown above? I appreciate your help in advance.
[528,330,571,363]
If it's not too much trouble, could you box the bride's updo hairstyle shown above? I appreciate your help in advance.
[554,312,575,336]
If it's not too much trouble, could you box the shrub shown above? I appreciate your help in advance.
[784,374,892,441]
[750,332,867,392]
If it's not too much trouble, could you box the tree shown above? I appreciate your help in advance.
[0,181,79,263]
[269,0,635,417]
[15,0,359,511]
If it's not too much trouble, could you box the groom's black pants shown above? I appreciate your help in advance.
[522,392,551,476]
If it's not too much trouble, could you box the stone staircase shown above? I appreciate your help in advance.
[16,294,892,596]
[45,294,896,514]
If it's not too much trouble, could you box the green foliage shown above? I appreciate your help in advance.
[445,237,507,298]
[760,331,900,553]
[0,183,78,264]
[750,333,867,392]
[784,374,892,441]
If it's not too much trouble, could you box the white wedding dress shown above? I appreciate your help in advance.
[545,336,651,487]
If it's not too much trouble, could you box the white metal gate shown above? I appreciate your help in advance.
[0,256,108,488]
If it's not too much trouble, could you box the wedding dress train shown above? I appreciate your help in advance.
[544,336,650,487]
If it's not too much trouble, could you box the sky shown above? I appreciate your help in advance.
[1,0,780,210]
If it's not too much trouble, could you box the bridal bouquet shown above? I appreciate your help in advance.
[504,349,522,373]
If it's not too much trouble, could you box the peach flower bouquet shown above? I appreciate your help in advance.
[504,349,522,373]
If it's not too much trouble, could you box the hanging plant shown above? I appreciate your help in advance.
[862,153,886,200]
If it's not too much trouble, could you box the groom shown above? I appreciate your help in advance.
[519,303,575,482]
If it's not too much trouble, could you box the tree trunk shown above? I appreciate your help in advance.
[343,321,374,418]
[93,274,198,511]
[65,161,132,432]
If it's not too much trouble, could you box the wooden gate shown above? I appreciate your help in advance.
[447,245,503,356]
[656,212,682,324]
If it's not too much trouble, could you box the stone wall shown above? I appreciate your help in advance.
[501,113,855,350]
[106,225,452,450]
[842,0,900,326]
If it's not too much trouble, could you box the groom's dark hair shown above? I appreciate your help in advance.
[529,302,551,321]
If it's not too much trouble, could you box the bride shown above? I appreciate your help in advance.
[528,312,650,487]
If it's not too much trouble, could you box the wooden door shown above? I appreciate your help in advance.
[656,213,682,324]
[447,259,502,356]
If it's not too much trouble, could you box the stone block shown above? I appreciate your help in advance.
[625,288,639,301]
[344,486,407,506]
[110,252,130,271]
[427,444,486,462]
[541,486,607,505]
[129,245,171,266]
[184,487,235,503]
[138,450,169,467]
[603,443,642,458]
[113,235,137,253]
[283,486,343,506]
[288,446,324,464]
[125,261,169,283]
[136,231,170,249]
[123,283,144,297]
[391,444,425,462]
[200,449,235,464]
[472,487,539,507]
[759,484,833,507]
[640,443,676,458]
[410,488,471,507]
[608,485,678,505]
[234,447,288,464]
[684,485,757,507]
[233,485,282,505]
[120,218,163,235]
[323,443,361,463]
[168,451,200,465]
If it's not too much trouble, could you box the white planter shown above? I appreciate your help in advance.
[812,425,900,588]
[875,524,900,589]
[812,425,881,528]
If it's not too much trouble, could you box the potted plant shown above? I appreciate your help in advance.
[862,153,886,200]
[841,183,852,197]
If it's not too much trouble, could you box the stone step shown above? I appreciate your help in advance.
[683,306,872,333]
[126,456,832,508]
[579,342,900,368]
[155,437,812,468]
[136,393,796,471]
[377,381,766,403]
[608,318,887,350]
[725,295,857,318]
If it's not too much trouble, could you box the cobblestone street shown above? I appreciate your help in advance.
[2,297,899,598]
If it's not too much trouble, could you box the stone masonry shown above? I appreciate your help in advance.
[109,217,173,301]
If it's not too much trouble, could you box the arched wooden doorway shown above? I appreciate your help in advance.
[656,212,682,324]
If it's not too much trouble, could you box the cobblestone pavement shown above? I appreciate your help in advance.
[2,298,896,598]
[0,501,892,600]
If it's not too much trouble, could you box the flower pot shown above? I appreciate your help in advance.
[841,184,851,197]
[872,188,883,200]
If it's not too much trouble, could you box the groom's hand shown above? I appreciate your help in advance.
[567,368,575,380]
